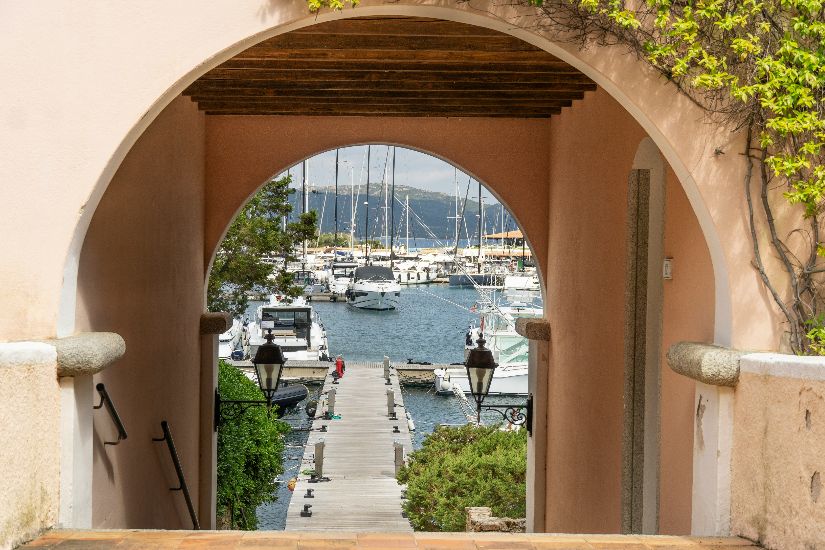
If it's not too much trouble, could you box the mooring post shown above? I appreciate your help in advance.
[394,441,405,475]
[315,440,325,478]
[387,389,396,419]
[326,388,336,418]
[383,355,391,380]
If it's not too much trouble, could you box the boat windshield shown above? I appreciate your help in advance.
[261,308,311,341]
[353,266,394,281]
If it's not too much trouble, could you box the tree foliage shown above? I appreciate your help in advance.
[308,0,825,353]
[217,360,290,529]
[208,174,317,317]
[397,424,526,531]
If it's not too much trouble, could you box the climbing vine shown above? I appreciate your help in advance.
[308,0,825,353]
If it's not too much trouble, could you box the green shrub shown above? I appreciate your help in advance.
[217,360,289,529]
[397,424,526,531]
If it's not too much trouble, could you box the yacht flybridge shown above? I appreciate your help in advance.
[246,295,330,361]
[346,265,401,310]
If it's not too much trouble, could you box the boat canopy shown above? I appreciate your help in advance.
[353,265,394,281]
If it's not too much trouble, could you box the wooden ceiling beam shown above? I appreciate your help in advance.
[232,49,556,63]
[215,60,574,73]
[202,110,561,117]
[193,98,574,110]
[187,90,589,101]
[195,102,563,115]
[184,79,594,94]
[197,69,584,83]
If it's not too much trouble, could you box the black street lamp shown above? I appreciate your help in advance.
[214,329,286,430]
[464,335,533,434]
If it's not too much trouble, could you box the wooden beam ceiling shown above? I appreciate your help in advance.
[184,17,595,118]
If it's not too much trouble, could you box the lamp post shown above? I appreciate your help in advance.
[464,335,533,434]
[214,329,286,430]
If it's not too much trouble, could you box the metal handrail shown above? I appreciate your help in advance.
[152,421,200,529]
[93,383,128,445]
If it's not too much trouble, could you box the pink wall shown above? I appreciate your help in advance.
[659,166,714,534]
[75,97,206,528]
[545,89,712,533]
[203,115,551,280]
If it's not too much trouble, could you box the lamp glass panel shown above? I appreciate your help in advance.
[468,366,495,397]
[255,362,282,393]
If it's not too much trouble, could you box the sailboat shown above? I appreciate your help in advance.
[346,146,401,310]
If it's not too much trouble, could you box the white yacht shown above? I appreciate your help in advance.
[246,295,330,361]
[328,261,358,298]
[393,259,437,285]
[434,301,542,395]
[218,318,243,359]
[346,265,401,310]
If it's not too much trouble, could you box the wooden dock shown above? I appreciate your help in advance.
[285,361,413,531]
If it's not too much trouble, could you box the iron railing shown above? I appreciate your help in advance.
[152,421,200,529]
[93,383,127,445]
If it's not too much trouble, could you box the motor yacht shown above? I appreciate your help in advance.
[346,265,401,310]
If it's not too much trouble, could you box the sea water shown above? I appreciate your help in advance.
[252,284,539,529]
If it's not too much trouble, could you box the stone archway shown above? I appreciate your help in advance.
[0,2,749,543]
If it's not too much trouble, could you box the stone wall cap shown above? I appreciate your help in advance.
[47,332,126,377]
[201,312,232,335]
[514,318,550,341]
[667,341,743,387]
[740,352,825,381]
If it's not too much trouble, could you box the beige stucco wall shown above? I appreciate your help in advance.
[544,89,711,533]
[74,96,206,528]
[0,343,59,549]
[204,115,551,275]
[731,355,825,550]
[0,0,786,353]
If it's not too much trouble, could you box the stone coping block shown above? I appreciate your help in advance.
[667,341,743,387]
[200,312,232,335]
[47,332,125,377]
[466,506,526,533]
[514,318,550,341]
[740,352,825,381]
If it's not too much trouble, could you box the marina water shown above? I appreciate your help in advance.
[251,284,537,529]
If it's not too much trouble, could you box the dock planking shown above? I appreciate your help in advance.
[285,361,413,531]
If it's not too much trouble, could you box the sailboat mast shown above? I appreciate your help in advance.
[389,147,396,268]
[302,160,308,269]
[478,180,483,267]
[364,146,371,262]
[454,167,459,246]
[334,148,339,256]
[350,165,355,253]
[405,195,409,253]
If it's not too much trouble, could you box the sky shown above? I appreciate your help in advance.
[277,145,501,206]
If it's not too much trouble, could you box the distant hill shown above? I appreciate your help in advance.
[286,185,516,246]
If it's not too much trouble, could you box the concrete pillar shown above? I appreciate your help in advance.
[50,332,125,529]
[516,318,551,534]
[58,375,94,528]
[691,383,734,536]
[199,312,231,530]
[383,356,390,380]
[198,334,218,529]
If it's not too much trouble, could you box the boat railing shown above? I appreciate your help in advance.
[93,383,128,446]
[152,420,200,529]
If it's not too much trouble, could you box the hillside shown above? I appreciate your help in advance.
[286,185,515,245]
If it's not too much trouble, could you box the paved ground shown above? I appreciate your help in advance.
[22,530,758,549]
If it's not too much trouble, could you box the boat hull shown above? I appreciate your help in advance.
[347,290,401,310]
[435,365,528,395]
[448,273,500,287]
